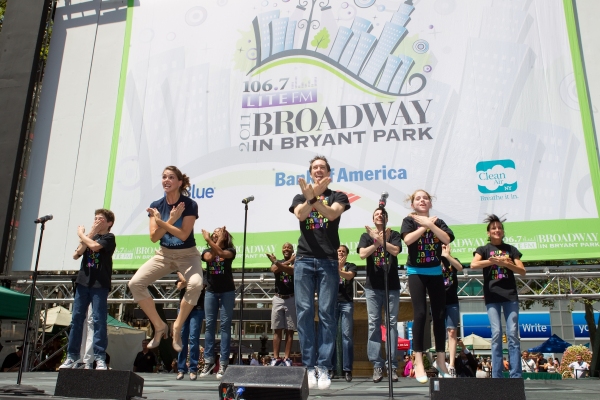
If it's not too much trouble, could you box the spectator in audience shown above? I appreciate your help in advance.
[521,350,536,373]
[536,352,548,372]
[2,346,23,372]
[133,339,158,373]
[568,354,589,379]
[476,363,488,378]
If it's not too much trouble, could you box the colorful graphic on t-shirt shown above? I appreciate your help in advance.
[304,195,329,230]
[207,256,226,275]
[489,250,509,280]
[279,271,292,284]
[416,229,440,264]
[85,249,101,269]
[442,264,453,287]
[373,245,386,269]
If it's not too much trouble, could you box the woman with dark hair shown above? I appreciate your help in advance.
[198,227,236,380]
[471,214,526,378]
[400,189,454,383]
[128,166,203,352]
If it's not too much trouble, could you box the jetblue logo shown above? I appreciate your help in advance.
[476,160,517,194]
[190,184,214,199]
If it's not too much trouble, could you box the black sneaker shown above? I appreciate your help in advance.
[344,371,353,382]
[373,367,383,383]
[216,364,227,380]
[199,363,215,378]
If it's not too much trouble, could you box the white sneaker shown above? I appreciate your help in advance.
[95,360,107,370]
[59,359,77,369]
[216,364,227,379]
[317,367,331,390]
[307,368,318,389]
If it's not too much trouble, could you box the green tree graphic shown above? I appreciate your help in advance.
[311,28,330,52]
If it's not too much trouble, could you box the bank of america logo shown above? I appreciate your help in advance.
[476,160,517,194]
[249,0,426,96]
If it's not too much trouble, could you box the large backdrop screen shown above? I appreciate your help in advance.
[13,0,600,271]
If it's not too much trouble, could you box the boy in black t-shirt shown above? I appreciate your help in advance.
[60,209,116,370]
[266,243,296,366]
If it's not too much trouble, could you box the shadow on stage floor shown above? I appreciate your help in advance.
[0,371,598,399]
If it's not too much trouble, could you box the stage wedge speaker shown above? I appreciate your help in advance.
[55,369,144,400]
[429,377,526,400]
[219,365,308,400]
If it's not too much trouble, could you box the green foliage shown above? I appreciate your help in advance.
[311,28,330,51]
[559,345,592,378]
[0,0,7,33]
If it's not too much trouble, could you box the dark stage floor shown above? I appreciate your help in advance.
[0,371,598,400]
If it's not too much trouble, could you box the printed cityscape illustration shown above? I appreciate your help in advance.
[250,0,426,96]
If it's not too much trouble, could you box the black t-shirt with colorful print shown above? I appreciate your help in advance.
[358,230,402,290]
[273,258,294,296]
[76,233,116,289]
[474,243,522,304]
[202,248,236,293]
[441,256,460,305]
[337,262,357,303]
[400,217,454,268]
[289,189,350,259]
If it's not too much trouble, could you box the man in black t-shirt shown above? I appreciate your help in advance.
[2,346,23,372]
[266,243,296,366]
[134,339,158,373]
[60,209,116,371]
[358,208,402,383]
[334,245,357,382]
[289,155,350,390]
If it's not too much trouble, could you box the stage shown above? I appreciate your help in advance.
[0,372,597,399]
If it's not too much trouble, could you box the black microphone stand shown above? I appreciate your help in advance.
[1,221,47,395]
[380,200,395,399]
[237,201,249,365]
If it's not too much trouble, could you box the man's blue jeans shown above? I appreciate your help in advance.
[294,257,338,370]
[365,288,399,369]
[334,301,354,372]
[486,301,522,378]
[177,308,205,373]
[204,290,235,366]
[67,285,108,362]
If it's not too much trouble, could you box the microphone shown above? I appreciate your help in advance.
[34,214,53,224]
[379,192,389,208]
[241,195,254,204]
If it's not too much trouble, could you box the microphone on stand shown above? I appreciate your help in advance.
[34,214,53,224]
[241,195,255,204]
[379,192,389,208]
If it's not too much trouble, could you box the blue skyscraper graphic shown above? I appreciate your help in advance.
[284,20,297,50]
[328,26,353,62]
[376,55,401,91]
[389,54,414,93]
[360,22,407,84]
[339,17,373,68]
[391,13,410,26]
[347,32,376,75]
[271,18,289,55]
[253,10,280,62]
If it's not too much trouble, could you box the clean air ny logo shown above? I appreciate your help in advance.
[476,160,517,194]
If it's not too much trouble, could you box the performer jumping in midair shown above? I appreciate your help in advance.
[128,166,203,352]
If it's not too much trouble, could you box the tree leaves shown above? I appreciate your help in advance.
[311,28,330,51]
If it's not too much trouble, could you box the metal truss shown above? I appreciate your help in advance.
[10,269,600,305]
